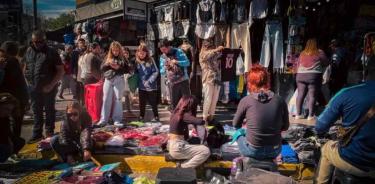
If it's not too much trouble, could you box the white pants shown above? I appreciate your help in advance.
[168,140,210,168]
[231,23,252,72]
[203,83,221,120]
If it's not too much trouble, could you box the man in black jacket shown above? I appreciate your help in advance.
[24,30,65,143]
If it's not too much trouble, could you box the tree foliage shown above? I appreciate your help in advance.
[45,13,74,31]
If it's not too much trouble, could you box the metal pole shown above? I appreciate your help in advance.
[33,0,37,30]
[19,0,23,43]
[122,0,126,20]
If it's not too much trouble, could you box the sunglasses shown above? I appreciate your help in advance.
[67,112,79,118]
[32,40,44,44]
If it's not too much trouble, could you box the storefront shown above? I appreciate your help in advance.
[74,0,150,49]
[73,0,375,101]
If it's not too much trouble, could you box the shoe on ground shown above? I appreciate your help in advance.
[295,115,304,120]
[96,121,107,127]
[307,116,316,121]
[27,136,43,144]
[151,117,160,122]
[114,121,124,127]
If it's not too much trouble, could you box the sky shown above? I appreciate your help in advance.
[23,0,76,18]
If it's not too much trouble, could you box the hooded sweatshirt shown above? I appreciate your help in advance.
[233,91,289,147]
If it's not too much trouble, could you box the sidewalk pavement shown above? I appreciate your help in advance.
[20,92,314,141]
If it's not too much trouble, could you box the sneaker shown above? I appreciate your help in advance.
[58,95,65,100]
[27,136,43,144]
[307,116,316,121]
[96,121,107,127]
[151,117,160,122]
[114,121,124,127]
[295,115,304,120]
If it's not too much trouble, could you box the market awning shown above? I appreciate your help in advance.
[75,0,123,22]
[75,0,156,22]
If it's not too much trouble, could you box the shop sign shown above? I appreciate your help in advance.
[110,0,122,10]
[125,0,146,18]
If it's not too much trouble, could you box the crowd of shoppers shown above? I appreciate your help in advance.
[0,29,374,183]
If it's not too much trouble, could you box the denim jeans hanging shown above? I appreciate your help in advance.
[260,20,284,70]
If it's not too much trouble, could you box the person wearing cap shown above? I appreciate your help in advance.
[199,40,224,124]
[0,43,29,138]
[314,57,375,183]
[0,93,25,162]
[24,30,65,143]
[79,42,102,85]
[58,44,77,99]
[329,39,349,96]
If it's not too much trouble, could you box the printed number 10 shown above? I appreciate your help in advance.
[225,56,233,69]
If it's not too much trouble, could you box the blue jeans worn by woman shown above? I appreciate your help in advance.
[100,75,125,123]
[237,136,281,160]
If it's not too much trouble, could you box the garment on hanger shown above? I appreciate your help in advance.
[174,20,190,39]
[231,23,252,72]
[215,25,230,47]
[260,20,284,70]
[220,48,241,82]
[269,0,282,17]
[176,1,191,20]
[286,16,306,69]
[195,0,216,39]
[150,9,157,24]
[197,0,216,23]
[164,6,174,22]
[158,22,174,41]
[156,8,165,22]
[248,0,268,26]
[233,0,248,23]
[147,23,155,41]
[218,0,229,23]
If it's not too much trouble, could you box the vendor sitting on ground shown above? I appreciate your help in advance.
[232,64,289,160]
[314,60,375,184]
[168,95,210,168]
[51,102,93,164]
[0,93,25,162]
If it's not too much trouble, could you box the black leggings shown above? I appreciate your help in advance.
[139,90,159,118]
[296,73,322,117]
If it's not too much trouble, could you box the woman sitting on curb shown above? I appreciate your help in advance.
[232,64,289,160]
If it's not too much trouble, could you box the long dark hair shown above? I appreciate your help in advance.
[171,95,198,123]
[65,101,83,123]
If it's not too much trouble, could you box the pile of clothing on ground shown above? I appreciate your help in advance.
[9,161,136,184]
[281,124,326,166]
[92,122,169,155]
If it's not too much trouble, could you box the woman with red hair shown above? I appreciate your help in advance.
[232,64,289,159]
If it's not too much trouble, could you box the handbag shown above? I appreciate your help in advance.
[127,73,139,93]
[338,104,375,147]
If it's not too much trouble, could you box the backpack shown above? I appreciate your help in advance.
[207,124,227,149]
